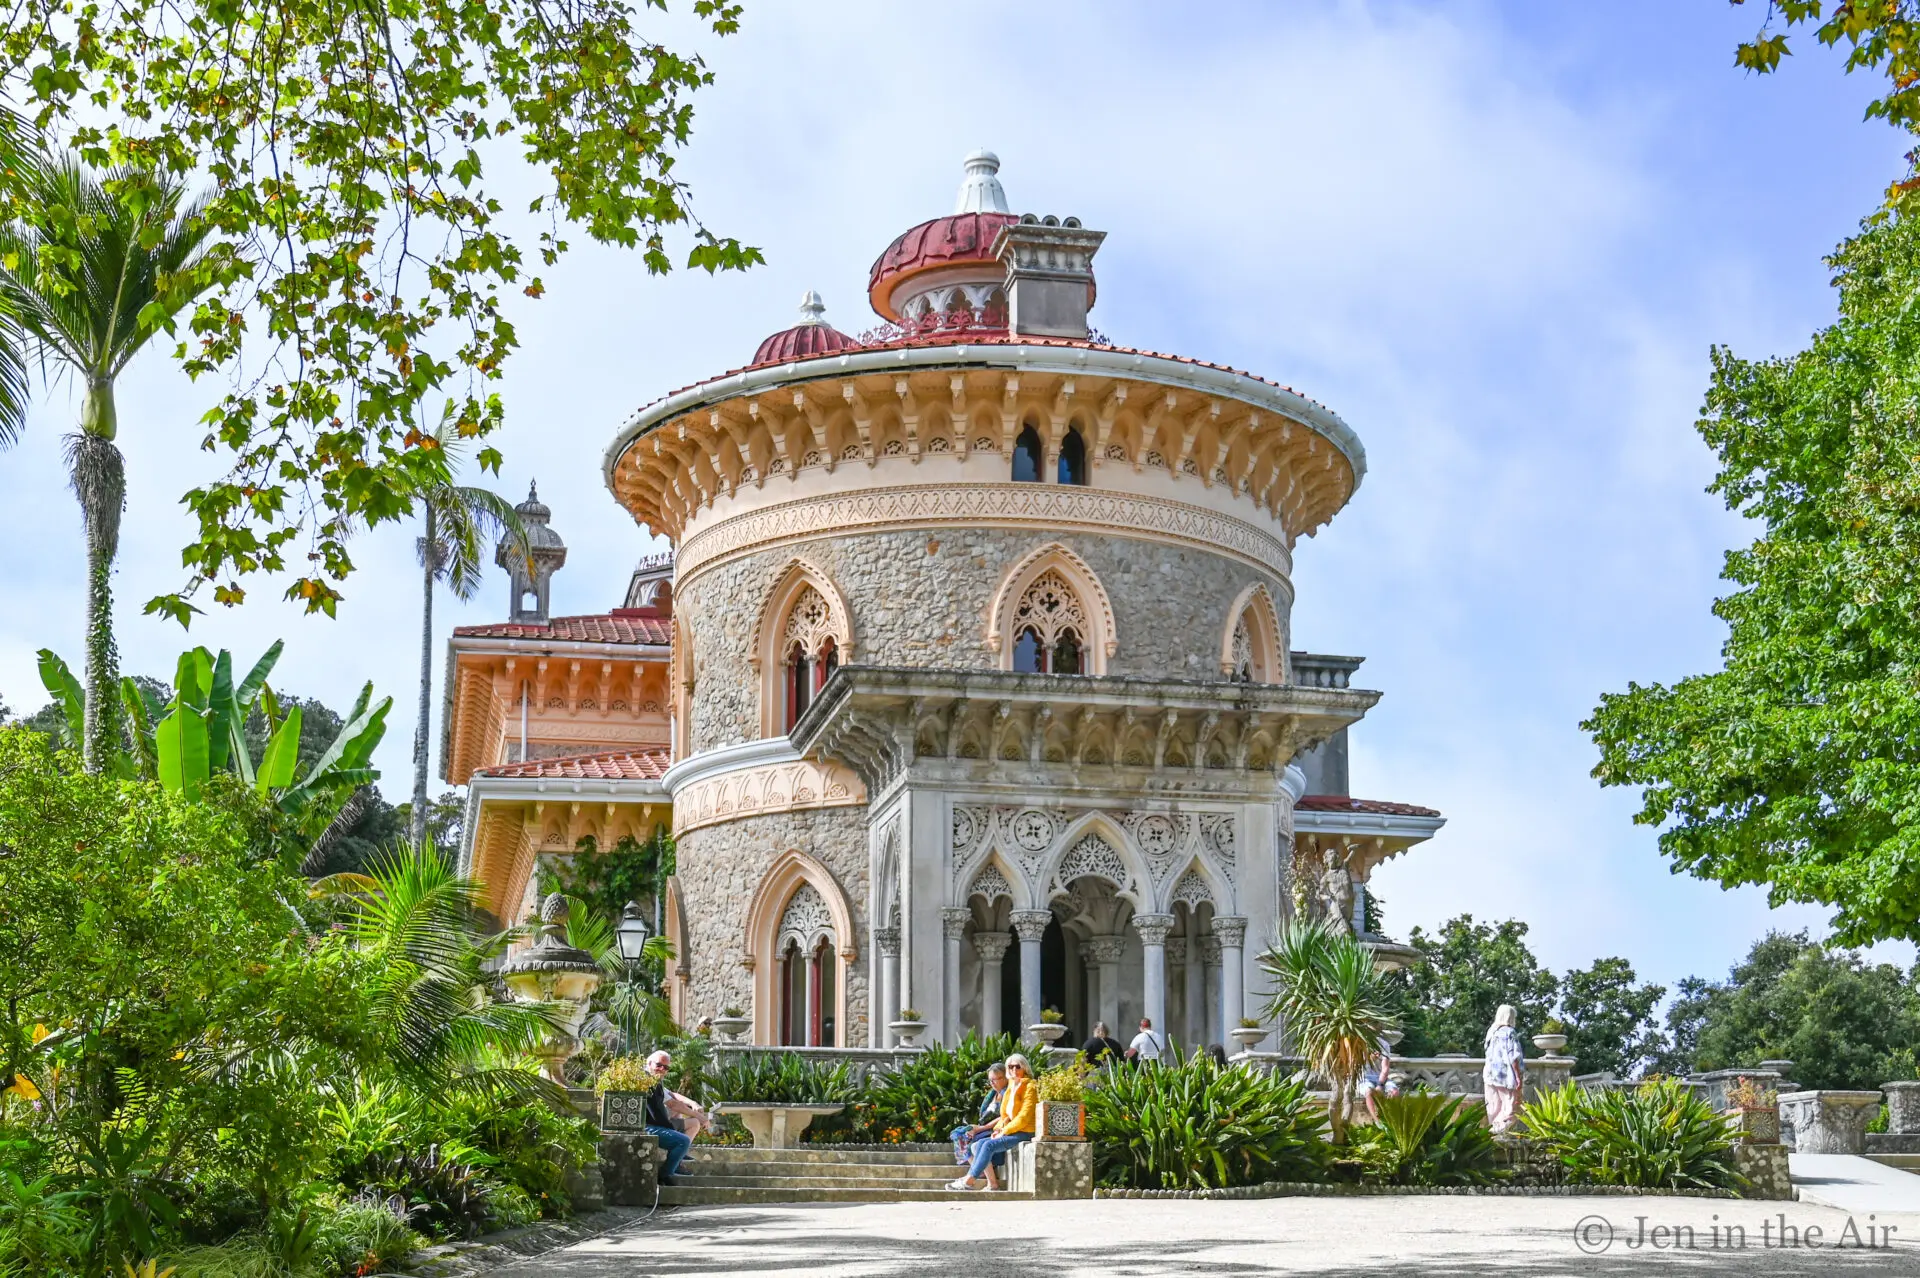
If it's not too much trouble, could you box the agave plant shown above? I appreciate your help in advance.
[1258,919,1396,1143]
[1519,1079,1741,1191]
[1351,1090,1501,1186]
[1083,1053,1328,1190]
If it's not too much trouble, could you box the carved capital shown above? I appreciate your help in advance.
[1083,935,1127,964]
[972,930,1013,962]
[1131,912,1177,947]
[1200,936,1223,966]
[1166,937,1190,964]
[874,926,902,957]
[941,907,973,941]
[1009,909,1054,943]
[1211,915,1249,949]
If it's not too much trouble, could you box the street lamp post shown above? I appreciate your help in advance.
[614,900,652,1053]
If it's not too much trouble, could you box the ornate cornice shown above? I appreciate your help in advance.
[671,755,867,835]
[676,483,1296,589]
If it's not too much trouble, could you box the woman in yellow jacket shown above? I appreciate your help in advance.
[948,1053,1035,1190]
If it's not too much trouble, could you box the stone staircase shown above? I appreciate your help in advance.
[659,1144,1034,1205]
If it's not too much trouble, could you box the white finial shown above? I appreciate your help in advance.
[954,150,1009,214]
[797,290,826,325]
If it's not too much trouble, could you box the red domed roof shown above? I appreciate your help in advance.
[752,291,862,365]
[867,211,1020,319]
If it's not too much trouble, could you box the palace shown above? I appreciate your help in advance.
[445,152,1444,1051]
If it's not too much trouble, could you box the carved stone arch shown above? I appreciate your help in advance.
[1042,812,1148,909]
[744,849,858,1047]
[1221,581,1286,684]
[986,542,1118,669]
[1163,856,1234,915]
[663,873,692,1025]
[951,840,1036,911]
[752,558,855,737]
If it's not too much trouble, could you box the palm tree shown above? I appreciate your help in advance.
[407,404,529,848]
[1259,918,1397,1143]
[0,157,217,771]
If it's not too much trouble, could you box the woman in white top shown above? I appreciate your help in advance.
[1482,1004,1526,1134]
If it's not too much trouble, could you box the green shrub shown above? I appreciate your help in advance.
[1085,1056,1329,1190]
[342,1146,493,1240]
[483,1182,542,1232]
[706,1053,862,1106]
[862,1033,1019,1143]
[1350,1092,1501,1186]
[1520,1080,1741,1191]
[310,1195,422,1275]
[0,1169,86,1276]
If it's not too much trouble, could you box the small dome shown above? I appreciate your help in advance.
[868,210,1019,321]
[512,480,565,549]
[752,290,861,364]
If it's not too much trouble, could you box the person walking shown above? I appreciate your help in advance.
[1081,1021,1125,1066]
[1482,1004,1526,1134]
[1127,1017,1166,1065]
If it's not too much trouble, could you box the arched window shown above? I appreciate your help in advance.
[1057,427,1088,485]
[1229,617,1255,683]
[1010,569,1090,675]
[780,585,841,732]
[776,882,838,1046]
[1012,425,1042,483]
[1221,584,1284,684]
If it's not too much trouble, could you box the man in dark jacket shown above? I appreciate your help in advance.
[644,1052,693,1184]
[1080,1021,1125,1066]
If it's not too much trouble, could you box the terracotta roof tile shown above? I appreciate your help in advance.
[1295,794,1442,818]
[453,614,670,645]
[475,748,672,781]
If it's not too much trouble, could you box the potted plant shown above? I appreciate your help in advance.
[1035,1059,1090,1142]
[712,1006,751,1044]
[888,1009,926,1048]
[1532,1018,1569,1055]
[1725,1075,1780,1144]
[595,1055,660,1131]
[1230,1017,1269,1053]
[1029,1006,1069,1046]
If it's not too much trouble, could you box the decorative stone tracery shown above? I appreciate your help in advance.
[777,882,836,953]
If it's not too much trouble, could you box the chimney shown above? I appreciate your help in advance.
[992,214,1106,339]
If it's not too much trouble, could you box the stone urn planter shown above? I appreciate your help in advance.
[1029,1021,1069,1047]
[1037,1100,1085,1142]
[711,1014,751,1045]
[499,893,603,1083]
[1731,1105,1781,1145]
[1531,1033,1569,1055]
[888,1018,926,1048]
[1230,1025,1268,1053]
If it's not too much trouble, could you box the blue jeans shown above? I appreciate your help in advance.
[648,1125,691,1178]
[967,1131,1030,1179]
[951,1124,1006,1170]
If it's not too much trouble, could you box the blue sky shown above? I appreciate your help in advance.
[0,1,1911,998]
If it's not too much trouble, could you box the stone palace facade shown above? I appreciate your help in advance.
[446,153,1444,1051]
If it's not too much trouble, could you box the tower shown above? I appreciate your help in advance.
[498,480,568,623]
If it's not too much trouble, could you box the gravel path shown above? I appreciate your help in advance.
[485,1195,1920,1276]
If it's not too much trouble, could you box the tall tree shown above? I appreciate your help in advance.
[1585,210,1920,945]
[0,159,215,770]
[1665,931,1920,1090]
[0,0,756,625]
[1388,915,1559,1055]
[1557,956,1666,1080]
[406,408,528,849]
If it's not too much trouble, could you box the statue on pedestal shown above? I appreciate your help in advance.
[1318,847,1355,936]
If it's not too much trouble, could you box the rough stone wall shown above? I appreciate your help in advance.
[677,525,1290,752]
[675,806,872,1043]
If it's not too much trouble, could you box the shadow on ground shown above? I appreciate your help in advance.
[486,1205,1917,1277]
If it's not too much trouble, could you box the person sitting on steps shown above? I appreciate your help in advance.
[950,1062,1008,1185]
[947,1054,1036,1191]
[642,1050,694,1185]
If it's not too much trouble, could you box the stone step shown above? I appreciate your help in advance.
[689,1159,959,1179]
[659,1184,1032,1205]
[674,1172,976,1191]
[689,1147,957,1167]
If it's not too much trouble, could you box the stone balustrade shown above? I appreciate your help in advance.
[1779,1090,1883,1154]
[1868,1080,1920,1155]
[1234,1052,1575,1101]
[711,1043,924,1083]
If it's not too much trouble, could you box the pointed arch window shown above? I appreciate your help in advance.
[1012,424,1043,483]
[775,882,838,1046]
[1011,569,1090,675]
[781,586,840,731]
[1222,585,1283,684]
[1057,426,1088,485]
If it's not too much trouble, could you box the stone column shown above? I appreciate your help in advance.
[1085,935,1126,1031]
[875,926,902,1044]
[1166,938,1190,1047]
[1010,910,1052,1033]
[941,908,971,1046]
[1213,916,1248,1036]
[973,931,1012,1037]
[804,949,821,1047]
[1201,936,1223,1045]
[1132,913,1175,1047]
